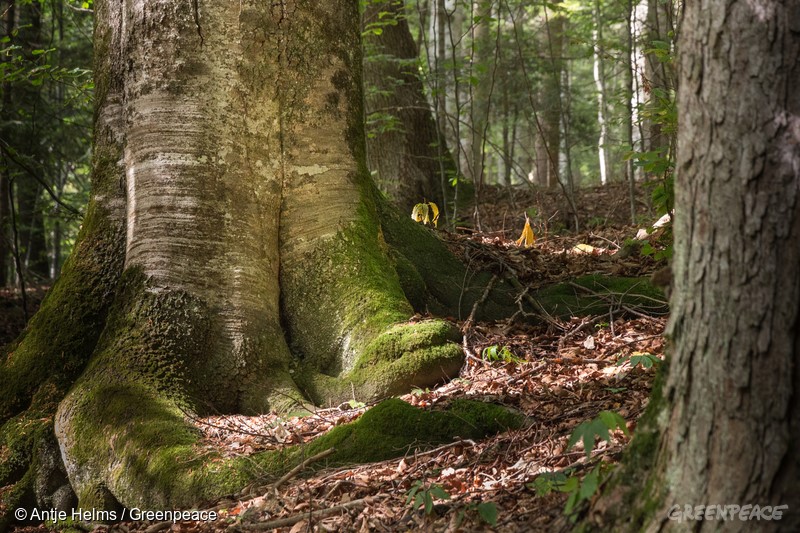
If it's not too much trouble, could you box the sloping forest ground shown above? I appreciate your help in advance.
[7,182,671,532]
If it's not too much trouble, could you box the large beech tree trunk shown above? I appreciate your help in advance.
[593,2,800,531]
[0,0,492,518]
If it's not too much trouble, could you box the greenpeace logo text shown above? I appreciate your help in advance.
[667,504,788,522]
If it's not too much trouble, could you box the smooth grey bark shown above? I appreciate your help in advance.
[593,0,609,185]
[38,0,469,512]
[594,1,800,531]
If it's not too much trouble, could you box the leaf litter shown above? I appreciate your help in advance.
[15,190,670,533]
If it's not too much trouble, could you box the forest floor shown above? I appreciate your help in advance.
[6,182,671,532]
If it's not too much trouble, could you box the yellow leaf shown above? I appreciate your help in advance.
[516,217,535,247]
[411,203,427,223]
[573,243,595,254]
[427,202,439,227]
[411,201,439,227]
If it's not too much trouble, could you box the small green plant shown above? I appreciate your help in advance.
[568,410,629,458]
[530,411,630,520]
[616,352,661,369]
[482,345,520,363]
[640,228,673,261]
[405,480,450,515]
[530,463,612,521]
[455,501,499,526]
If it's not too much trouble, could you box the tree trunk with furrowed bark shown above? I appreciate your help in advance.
[588,2,800,531]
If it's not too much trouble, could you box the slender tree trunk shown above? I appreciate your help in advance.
[593,1,609,185]
[17,179,49,279]
[0,0,14,286]
[644,0,672,158]
[468,0,491,191]
[625,0,639,222]
[594,2,800,530]
[630,0,647,176]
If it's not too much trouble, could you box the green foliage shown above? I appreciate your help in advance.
[531,462,613,521]
[474,501,498,525]
[406,481,500,526]
[529,410,632,519]
[0,0,94,281]
[406,480,451,515]
[458,500,499,526]
[616,352,661,369]
[567,410,629,458]
[482,344,520,363]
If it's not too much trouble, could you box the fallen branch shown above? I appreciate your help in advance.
[463,274,499,331]
[270,447,336,492]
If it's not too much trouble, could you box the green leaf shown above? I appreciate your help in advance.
[567,419,609,457]
[430,485,450,500]
[423,492,433,514]
[598,410,629,436]
[578,468,599,500]
[530,471,567,496]
[559,476,579,493]
[477,502,498,525]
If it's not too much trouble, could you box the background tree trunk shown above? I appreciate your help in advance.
[535,6,563,189]
[363,0,459,215]
[594,2,800,530]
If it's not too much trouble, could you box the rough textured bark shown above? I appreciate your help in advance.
[592,1,800,531]
[363,0,458,213]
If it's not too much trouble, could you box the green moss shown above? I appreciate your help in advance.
[293,319,463,406]
[0,200,124,423]
[266,397,522,467]
[376,199,518,321]
[83,268,212,402]
[59,385,520,512]
[533,274,668,319]
[281,171,466,405]
[61,380,255,510]
[0,414,53,532]
[303,398,521,464]
[390,250,428,312]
